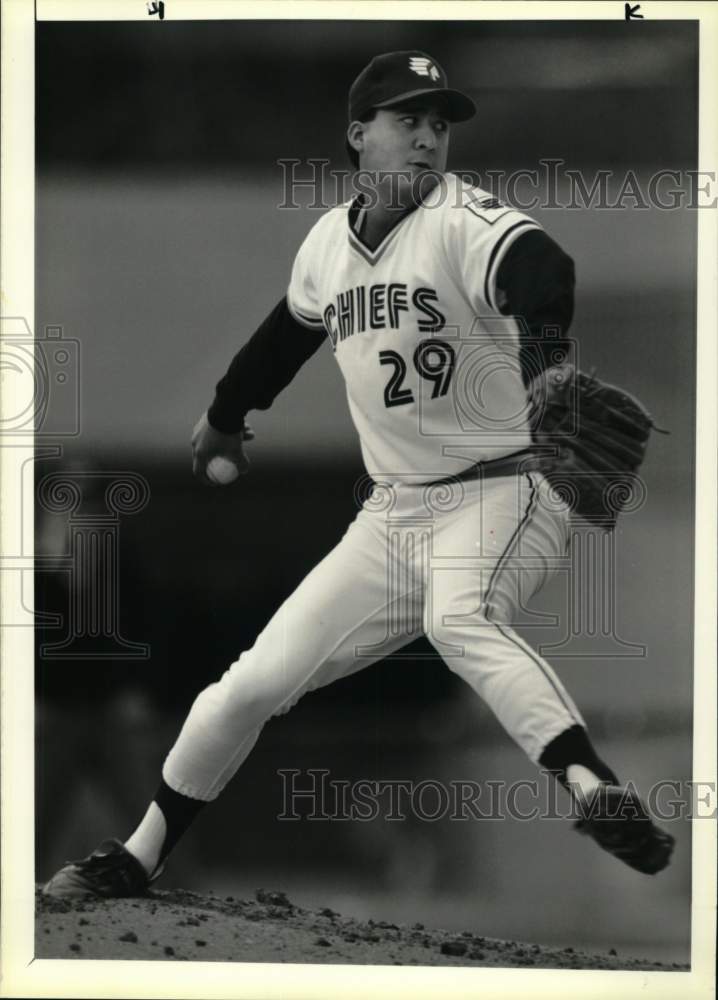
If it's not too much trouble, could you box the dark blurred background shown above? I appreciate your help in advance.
[35,20,696,963]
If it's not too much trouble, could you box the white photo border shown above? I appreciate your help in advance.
[1,2,716,998]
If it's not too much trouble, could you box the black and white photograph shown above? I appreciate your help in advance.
[1,2,716,997]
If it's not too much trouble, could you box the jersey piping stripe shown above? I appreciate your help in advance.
[346,193,426,267]
[482,471,538,618]
[347,221,408,267]
[482,472,582,726]
[287,298,325,330]
[483,220,541,311]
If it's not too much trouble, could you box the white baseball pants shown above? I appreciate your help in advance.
[163,471,584,801]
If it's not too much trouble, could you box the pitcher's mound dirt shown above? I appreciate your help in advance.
[36,887,687,969]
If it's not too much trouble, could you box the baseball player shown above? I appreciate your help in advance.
[44,51,674,899]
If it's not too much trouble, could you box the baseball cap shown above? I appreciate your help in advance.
[348,50,476,123]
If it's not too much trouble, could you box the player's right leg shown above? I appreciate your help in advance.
[43,502,423,897]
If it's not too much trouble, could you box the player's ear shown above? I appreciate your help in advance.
[347,121,365,156]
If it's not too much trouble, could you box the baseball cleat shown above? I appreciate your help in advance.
[42,838,157,898]
[574,785,675,875]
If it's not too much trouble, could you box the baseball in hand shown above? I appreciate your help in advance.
[206,455,241,485]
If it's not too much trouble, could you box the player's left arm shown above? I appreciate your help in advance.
[494,229,575,387]
[442,188,575,387]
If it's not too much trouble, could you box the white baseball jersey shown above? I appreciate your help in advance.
[164,182,585,812]
[287,173,542,480]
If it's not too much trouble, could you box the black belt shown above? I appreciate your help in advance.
[424,449,540,487]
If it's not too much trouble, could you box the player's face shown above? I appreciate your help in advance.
[357,101,450,205]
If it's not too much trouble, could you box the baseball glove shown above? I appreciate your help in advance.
[528,364,665,528]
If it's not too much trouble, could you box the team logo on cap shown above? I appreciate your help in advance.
[409,56,440,81]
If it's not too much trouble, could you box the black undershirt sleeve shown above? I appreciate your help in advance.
[206,297,326,433]
[495,229,575,387]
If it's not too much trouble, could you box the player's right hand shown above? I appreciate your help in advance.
[191,411,254,485]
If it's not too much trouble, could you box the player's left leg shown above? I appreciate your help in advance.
[422,469,674,874]
[423,471,589,761]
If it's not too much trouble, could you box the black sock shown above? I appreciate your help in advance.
[153,778,207,864]
[539,724,619,790]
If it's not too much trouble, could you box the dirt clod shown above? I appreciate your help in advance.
[441,940,468,957]
[119,931,138,943]
[256,888,292,908]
